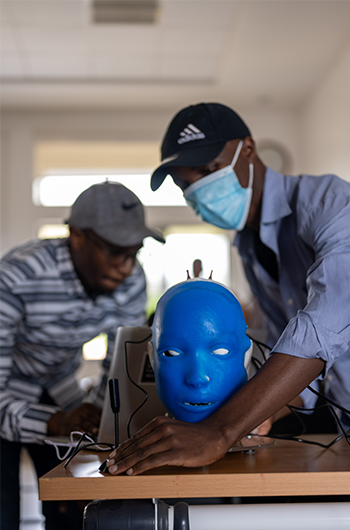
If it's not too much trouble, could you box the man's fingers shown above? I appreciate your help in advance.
[77,417,99,434]
[108,418,185,474]
[108,429,186,476]
[78,403,101,425]
[67,404,102,434]
[251,417,273,436]
[47,404,102,436]
[109,416,174,459]
[110,448,179,476]
[107,415,228,476]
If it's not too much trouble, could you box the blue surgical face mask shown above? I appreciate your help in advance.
[183,140,254,231]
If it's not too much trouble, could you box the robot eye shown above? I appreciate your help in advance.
[163,350,181,357]
[212,348,229,356]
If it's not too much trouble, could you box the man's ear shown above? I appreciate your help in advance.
[242,137,256,162]
[147,341,154,368]
[69,226,85,251]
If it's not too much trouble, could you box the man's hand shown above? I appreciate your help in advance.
[252,396,304,435]
[107,353,324,476]
[251,417,273,436]
[47,403,101,437]
[107,414,230,476]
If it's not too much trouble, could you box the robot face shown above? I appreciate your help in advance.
[151,279,251,423]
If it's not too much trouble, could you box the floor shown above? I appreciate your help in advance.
[20,449,45,530]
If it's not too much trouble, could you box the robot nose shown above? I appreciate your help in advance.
[185,355,210,388]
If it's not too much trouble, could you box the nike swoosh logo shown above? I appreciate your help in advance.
[122,202,139,210]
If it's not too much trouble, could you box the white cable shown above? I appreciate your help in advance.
[44,431,110,460]
[44,431,85,460]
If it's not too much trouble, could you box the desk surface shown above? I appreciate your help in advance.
[39,435,350,501]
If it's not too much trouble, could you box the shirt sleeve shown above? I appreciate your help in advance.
[299,380,320,412]
[0,270,58,443]
[271,190,350,376]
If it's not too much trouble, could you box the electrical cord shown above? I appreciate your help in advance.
[64,332,153,470]
[44,431,99,461]
[61,432,114,468]
[246,335,269,362]
[64,333,350,466]
[124,332,152,439]
[247,336,350,448]
[122,332,350,448]
[122,331,350,448]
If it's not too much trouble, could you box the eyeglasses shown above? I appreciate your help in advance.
[83,230,141,262]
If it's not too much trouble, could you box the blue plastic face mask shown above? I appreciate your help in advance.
[183,140,254,231]
[150,279,251,423]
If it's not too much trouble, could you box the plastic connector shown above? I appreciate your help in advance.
[108,378,120,414]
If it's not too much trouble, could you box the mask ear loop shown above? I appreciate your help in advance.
[231,141,254,191]
[230,140,244,168]
[248,162,254,189]
[183,139,245,199]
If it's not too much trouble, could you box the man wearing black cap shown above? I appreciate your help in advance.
[0,181,164,529]
[106,103,350,477]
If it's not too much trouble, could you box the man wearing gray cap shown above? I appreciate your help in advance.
[0,181,164,529]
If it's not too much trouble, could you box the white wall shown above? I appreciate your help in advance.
[0,107,302,255]
[299,39,350,180]
[0,109,168,253]
[240,106,301,174]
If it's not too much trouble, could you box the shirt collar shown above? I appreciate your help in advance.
[259,168,292,257]
[234,167,292,257]
[260,167,292,225]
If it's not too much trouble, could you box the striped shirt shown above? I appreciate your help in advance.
[0,238,147,443]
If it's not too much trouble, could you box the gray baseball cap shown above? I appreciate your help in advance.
[66,181,165,246]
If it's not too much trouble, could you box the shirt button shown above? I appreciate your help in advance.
[287,298,294,305]
[327,374,334,381]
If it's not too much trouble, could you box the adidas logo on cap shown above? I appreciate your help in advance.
[177,124,206,145]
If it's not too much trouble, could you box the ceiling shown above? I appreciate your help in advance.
[1,0,350,111]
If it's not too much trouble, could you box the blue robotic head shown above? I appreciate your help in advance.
[150,278,251,423]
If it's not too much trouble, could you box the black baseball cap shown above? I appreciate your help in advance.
[66,181,165,246]
[151,103,251,191]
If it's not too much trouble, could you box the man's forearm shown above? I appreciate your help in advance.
[107,352,325,475]
[213,352,325,446]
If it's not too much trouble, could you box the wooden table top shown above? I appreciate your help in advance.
[39,434,350,501]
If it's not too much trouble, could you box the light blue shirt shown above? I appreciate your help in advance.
[235,168,350,414]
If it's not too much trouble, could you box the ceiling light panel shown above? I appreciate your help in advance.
[92,0,159,24]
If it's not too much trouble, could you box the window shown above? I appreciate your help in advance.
[33,173,186,207]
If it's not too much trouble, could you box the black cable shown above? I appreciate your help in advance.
[64,334,153,471]
[124,332,152,439]
[247,335,270,362]
[63,432,87,468]
[63,433,114,468]
[249,337,272,352]
[327,405,350,445]
[248,337,350,448]
[251,356,263,370]
[300,388,350,445]
[285,404,307,435]
[250,427,350,448]
[306,384,350,416]
[249,336,350,417]
[108,378,120,449]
